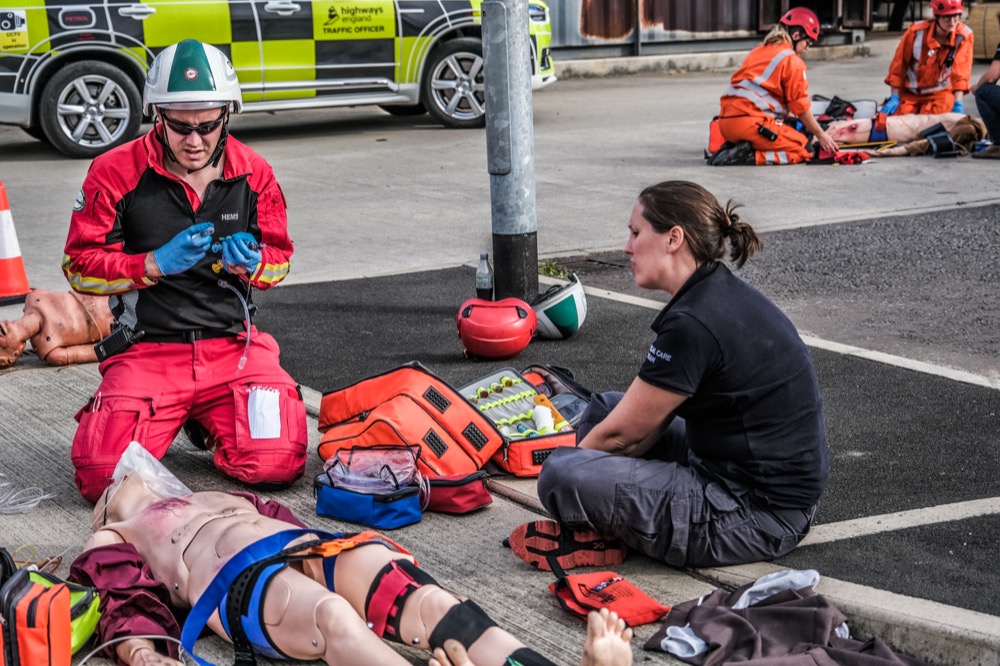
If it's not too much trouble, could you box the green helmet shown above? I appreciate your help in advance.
[143,40,243,116]
[531,274,588,339]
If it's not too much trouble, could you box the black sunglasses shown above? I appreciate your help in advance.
[160,109,227,136]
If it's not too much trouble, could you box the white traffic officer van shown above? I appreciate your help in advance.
[0,0,555,157]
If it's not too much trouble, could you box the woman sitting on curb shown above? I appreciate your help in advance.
[511,181,829,572]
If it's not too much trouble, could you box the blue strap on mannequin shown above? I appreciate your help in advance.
[181,528,342,666]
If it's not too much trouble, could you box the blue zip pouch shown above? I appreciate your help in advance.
[314,445,423,530]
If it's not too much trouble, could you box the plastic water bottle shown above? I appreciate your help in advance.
[476,252,494,300]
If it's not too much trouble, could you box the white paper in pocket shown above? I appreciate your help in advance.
[248,386,282,439]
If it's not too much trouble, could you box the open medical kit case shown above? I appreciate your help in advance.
[459,365,592,477]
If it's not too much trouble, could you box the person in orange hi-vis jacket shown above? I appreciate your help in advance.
[883,0,974,116]
[712,7,837,166]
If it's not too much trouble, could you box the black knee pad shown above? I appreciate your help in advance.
[365,559,437,644]
[507,647,557,666]
[428,599,497,651]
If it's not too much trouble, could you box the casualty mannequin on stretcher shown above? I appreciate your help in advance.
[711,7,838,166]
[882,0,973,117]
[69,445,634,666]
[825,111,985,150]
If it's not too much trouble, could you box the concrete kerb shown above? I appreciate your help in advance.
[554,42,877,79]
[703,562,1000,666]
[552,30,908,79]
[298,380,997,666]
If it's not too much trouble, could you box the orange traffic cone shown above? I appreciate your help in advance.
[0,181,30,305]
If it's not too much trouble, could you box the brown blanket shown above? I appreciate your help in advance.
[644,581,930,666]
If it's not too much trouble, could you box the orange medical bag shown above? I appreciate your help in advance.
[0,569,72,666]
[318,362,504,477]
[0,547,100,666]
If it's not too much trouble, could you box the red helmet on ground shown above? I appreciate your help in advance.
[457,298,536,360]
[931,0,963,16]
[780,7,821,41]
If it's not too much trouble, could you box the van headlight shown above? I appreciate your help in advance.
[528,3,548,23]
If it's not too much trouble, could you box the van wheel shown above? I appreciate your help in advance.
[421,37,486,129]
[378,103,427,117]
[39,61,142,159]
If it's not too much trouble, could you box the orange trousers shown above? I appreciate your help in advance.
[718,115,811,165]
[897,91,954,115]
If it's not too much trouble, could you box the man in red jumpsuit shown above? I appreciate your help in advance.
[62,39,307,503]
[882,0,973,116]
[712,7,837,166]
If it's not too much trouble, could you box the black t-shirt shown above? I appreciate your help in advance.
[638,262,828,508]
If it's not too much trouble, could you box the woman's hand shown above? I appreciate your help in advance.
[429,639,475,666]
[118,638,182,666]
[816,128,839,155]
[578,378,685,457]
[130,647,183,666]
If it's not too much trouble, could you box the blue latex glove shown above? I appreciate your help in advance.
[221,232,262,275]
[152,222,214,276]
[952,98,964,114]
[882,93,900,116]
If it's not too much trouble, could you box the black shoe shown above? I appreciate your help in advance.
[706,142,732,162]
[183,417,215,451]
[707,141,755,166]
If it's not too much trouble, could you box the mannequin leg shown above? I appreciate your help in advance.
[259,569,411,665]
[319,546,533,666]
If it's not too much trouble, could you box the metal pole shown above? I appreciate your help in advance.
[634,0,642,57]
[482,0,538,302]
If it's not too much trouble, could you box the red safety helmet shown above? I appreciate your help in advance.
[931,0,963,16]
[457,298,537,360]
[780,7,821,41]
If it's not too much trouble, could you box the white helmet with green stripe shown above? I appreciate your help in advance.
[531,274,588,339]
[143,40,243,116]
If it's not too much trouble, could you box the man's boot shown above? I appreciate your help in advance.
[971,145,1000,160]
[707,141,755,166]
[183,418,216,451]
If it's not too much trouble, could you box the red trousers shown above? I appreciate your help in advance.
[718,114,811,165]
[72,329,308,503]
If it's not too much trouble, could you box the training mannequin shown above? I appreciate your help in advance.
[70,442,588,666]
[826,113,986,146]
[71,474,551,666]
[0,289,112,368]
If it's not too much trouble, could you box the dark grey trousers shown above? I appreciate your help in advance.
[536,391,816,568]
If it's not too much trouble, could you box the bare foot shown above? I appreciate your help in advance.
[427,612,633,666]
[428,639,474,666]
[580,608,633,666]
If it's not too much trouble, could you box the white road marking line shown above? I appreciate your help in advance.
[799,336,1000,390]
[289,269,1000,392]
[800,497,1000,546]
[578,282,1000,548]
[760,197,1000,232]
[580,282,1000,391]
